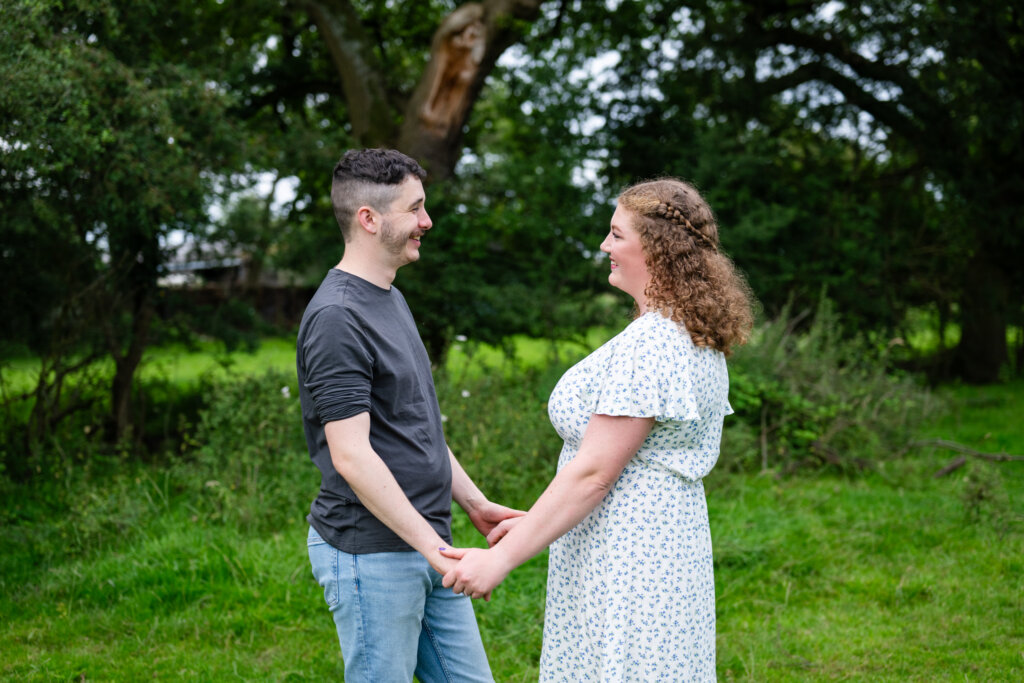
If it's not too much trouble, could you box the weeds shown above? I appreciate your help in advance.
[180,368,306,533]
[725,299,938,473]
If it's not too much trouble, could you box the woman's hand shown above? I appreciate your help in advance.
[439,546,513,600]
[485,515,525,546]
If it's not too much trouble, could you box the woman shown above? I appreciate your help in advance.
[441,178,755,681]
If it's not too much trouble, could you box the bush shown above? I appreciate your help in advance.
[180,369,308,533]
[724,299,939,473]
[436,362,567,511]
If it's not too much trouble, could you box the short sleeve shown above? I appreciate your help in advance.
[300,305,373,424]
[581,315,701,423]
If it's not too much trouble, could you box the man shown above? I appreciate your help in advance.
[297,148,521,683]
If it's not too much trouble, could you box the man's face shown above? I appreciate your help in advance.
[379,177,432,266]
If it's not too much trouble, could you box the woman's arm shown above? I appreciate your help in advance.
[441,413,654,597]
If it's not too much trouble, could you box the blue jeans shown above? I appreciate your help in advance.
[307,526,493,683]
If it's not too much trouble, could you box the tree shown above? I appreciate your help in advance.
[1,1,239,445]
[223,0,612,359]
[534,0,1023,381]
[724,0,1023,382]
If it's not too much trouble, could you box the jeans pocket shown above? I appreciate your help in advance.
[307,527,340,608]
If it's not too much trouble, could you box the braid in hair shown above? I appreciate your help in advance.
[652,201,718,252]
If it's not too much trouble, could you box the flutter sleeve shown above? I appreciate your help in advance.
[580,314,703,423]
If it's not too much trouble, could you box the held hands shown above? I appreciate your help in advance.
[427,547,460,577]
[445,498,525,599]
[467,501,526,540]
[439,546,513,601]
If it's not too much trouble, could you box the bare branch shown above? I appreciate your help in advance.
[934,455,967,478]
[909,438,1024,463]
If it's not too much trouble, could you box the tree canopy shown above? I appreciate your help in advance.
[2,0,1022,457]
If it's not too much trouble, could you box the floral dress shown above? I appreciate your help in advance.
[540,311,731,682]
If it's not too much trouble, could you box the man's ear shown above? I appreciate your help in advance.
[356,206,378,234]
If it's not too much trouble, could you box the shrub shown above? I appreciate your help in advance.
[723,299,939,473]
[435,363,567,511]
[181,369,308,533]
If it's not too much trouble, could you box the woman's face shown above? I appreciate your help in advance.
[600,206,651,308]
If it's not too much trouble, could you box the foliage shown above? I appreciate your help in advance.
[4,0,1023,500]
[723,299,938,473]
[0,0,242,441]
[437,362,567,510]
[591,0,1024,381]
[181,368,306,533]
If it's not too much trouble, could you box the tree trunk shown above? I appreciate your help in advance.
[308,0,545,180]
[398,1,544,180]
[954,254,1008,383]
[111,299,154,440]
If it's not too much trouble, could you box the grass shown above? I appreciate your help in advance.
[0,328,615,396]
[706,378,1024,681]
[709,472,1023,680]
[1,342,1022,681]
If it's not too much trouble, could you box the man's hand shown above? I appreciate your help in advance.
[466,501,526,539]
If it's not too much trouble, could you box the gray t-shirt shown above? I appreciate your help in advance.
[297,269,452,553]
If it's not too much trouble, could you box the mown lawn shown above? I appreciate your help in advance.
[1,346,1021,681]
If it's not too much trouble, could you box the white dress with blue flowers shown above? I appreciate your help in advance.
[539,311,731,682]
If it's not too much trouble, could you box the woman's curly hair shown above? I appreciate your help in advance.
[617,178,756,356]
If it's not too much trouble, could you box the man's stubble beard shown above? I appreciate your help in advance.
[380,216,409,257]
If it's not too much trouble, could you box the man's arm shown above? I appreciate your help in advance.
[325,413,454,574]
[448,446,525,542]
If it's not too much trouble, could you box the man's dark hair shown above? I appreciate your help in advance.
[331,149,427,241]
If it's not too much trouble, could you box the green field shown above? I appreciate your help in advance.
[1,340,1022,681]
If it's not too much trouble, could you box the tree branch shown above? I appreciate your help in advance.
[908,438,1024,463]
[398,0,545,179]
[300,0,397,144]
[755,25,937,110]
[751,61,928,147]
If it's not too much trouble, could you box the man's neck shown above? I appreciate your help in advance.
[334,251,397,290]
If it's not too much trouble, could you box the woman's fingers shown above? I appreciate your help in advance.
[486,517,522,546]
[439,546,468,559]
